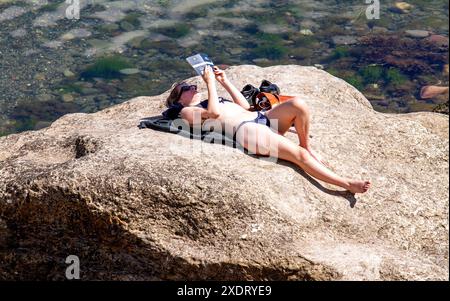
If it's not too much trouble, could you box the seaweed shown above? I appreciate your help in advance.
[81,56,133,79]
[154,23,190,39]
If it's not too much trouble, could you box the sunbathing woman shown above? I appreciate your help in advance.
[163,65,371,194]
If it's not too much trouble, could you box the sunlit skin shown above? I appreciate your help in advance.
[174,66,371,194]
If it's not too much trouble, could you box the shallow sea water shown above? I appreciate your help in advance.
[0,0,448,135]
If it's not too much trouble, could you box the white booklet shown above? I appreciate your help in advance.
[186,53,214,75]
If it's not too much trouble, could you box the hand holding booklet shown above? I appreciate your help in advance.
[186,53,214,75]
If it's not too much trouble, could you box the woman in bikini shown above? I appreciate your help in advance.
[164,66,371,194]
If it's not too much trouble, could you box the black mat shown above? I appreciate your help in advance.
[138,116,237,147]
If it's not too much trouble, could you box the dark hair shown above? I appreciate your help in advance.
[165,81,186,108]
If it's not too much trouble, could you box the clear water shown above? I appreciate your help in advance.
[0,0,448,136]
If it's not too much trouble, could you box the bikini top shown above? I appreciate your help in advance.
[162,97,232,120]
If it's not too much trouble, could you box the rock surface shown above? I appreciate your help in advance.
[0,65,448,280]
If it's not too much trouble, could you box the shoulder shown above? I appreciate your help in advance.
[180,106,208,125]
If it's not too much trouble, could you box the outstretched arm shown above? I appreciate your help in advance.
[203,66,221,118]
[213,66,251,110]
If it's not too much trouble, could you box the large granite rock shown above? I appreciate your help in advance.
[0,65,448,280]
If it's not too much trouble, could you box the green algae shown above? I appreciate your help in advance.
[81,56,133,79]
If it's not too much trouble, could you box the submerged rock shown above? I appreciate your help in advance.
[119,68,140,75]
[300,29,314,36]
[405,30,430,39]
[0,65,448,280]
[0,6,27,22]
[332,35,358,45]
[10,28,27,38]
[391,2,413,14]
[60,28,92,41]
[425,35,449,47]
[63,69,76,78]
[62,94,74,102]
[357,34,449,74]
[37,93,53,103]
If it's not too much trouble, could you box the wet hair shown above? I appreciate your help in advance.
[165,81,186,107]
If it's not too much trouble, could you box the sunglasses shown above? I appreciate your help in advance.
[176,84,197,101]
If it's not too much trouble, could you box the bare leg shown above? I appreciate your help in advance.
[291,108,326,165]
[267,98,326,165]
[281,144,371,194]
[237,124,371,194]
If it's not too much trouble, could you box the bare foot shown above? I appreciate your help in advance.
[347,180,371,194]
